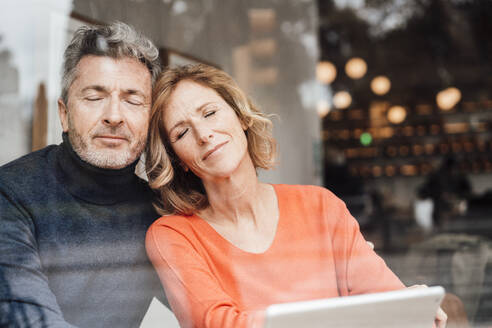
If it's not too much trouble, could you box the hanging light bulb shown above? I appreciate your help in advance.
[316,99,331,117]
[387,105,407,124]
[316,61,337,84]
[333,91,352,109]
[345,57,367,79]
[436,87,462,110]
[370,75,391,95]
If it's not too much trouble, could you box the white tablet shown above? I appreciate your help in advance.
[264,286,445,328]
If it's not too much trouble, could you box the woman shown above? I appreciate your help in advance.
[145,64,445,328]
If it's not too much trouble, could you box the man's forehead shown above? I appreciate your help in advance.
[71,55,152,92]
[77,55,150,75]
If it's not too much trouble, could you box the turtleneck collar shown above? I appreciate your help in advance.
[55,132,147,205]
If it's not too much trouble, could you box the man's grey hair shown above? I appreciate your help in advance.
[61,21,161,104]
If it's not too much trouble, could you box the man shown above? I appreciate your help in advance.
[0,22,167,327]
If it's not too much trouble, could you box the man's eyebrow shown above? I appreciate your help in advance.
[81,85,108,93]
[124,89,147,97]
[80,86,148,99]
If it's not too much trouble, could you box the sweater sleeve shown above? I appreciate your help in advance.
[146,220,263,328]
[327,190,405,296]
[0,185,77,328]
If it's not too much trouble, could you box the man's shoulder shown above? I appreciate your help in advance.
[0,145,59,188]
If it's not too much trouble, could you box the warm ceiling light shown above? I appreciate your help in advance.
[333,91,352,109]
[316,99,331,117]
[345,57,367,79]
[387,105,407,124]
[436,87,462,110]
[388,106,407,124]
[316,61,337,84]
[370,76,391,95]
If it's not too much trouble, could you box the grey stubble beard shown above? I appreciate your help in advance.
[67,115,146,169]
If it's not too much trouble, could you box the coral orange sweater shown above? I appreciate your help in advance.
[146,184,404,328]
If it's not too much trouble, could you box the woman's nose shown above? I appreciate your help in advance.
[195,126,214,145]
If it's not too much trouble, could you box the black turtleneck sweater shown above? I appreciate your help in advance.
[0,134,168,327]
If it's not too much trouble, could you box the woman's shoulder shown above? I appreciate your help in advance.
[146,214,201,254]
[273,184,348,219]
[148,214,198,238]
[273,184,340,202]
[150,213,194,228]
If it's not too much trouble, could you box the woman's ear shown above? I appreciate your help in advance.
[180,162,189,172]
[240,119,248,131]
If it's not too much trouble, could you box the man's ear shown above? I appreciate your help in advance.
[58,98,69,132]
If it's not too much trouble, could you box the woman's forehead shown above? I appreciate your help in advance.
[167,81,226,113]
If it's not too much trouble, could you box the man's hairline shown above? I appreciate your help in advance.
[62,54,153,108]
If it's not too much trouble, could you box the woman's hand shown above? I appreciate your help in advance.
[407,284,447,328]
[368,242,447,327]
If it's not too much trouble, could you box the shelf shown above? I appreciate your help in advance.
[323,103,492,179]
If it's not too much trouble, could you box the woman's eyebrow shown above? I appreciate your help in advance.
[168,102,216,133]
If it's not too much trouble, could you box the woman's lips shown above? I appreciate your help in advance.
[203,141,228,160]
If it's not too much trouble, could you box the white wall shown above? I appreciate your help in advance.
[0,0,73,164]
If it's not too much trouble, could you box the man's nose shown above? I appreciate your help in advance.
[102,95,124,127]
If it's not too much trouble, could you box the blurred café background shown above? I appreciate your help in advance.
[1,0,491,326]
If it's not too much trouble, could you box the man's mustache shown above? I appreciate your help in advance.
[91,127,132,140]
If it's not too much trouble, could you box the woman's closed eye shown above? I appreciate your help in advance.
[176,128,189,140]
[204,110,216,118]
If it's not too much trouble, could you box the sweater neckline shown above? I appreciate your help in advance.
[55,132,146,205]
[191,184,283,256]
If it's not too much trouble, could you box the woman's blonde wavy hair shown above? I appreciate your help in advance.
[146,64,277,216]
